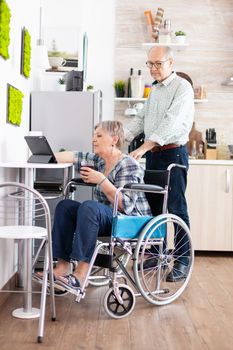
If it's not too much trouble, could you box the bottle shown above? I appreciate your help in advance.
[131,70,144,98]
[127,68,133,98]
[197,144,204,159]
[190,140,197,159]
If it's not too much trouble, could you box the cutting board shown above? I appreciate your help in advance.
[186,122,204,155]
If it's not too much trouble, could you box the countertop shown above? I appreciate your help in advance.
[139,158,233,166]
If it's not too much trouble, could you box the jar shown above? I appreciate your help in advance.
[143,84,152,98]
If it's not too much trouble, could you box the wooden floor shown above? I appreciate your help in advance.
[0,254,233,350]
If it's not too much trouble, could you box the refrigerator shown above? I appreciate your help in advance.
[30,90,102,209]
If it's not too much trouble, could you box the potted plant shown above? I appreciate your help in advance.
[175,30,186,44]
[114,80,125,97]
[87,84,94,91]
[58,77,66,91]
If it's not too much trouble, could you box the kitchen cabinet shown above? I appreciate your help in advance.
[186,161,233,251]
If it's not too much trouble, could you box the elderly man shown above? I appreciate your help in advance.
[125,46,194,281]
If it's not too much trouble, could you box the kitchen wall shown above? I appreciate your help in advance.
[0,0,115,289]
[42,0,115,120]
[114,0,233,146]
[0,0,40,165]
[0,0,41,288]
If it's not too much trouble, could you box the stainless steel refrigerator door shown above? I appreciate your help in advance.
[30,90,102,202]
[30,91,102,152]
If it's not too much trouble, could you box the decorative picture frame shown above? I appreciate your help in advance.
[0,0,11,59]
[44,25,79,71]
[7,84,24,126]
[21,27,31,78]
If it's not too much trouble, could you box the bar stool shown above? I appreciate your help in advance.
[0,182,56,343]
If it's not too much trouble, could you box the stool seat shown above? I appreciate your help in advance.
[0,226,47,239]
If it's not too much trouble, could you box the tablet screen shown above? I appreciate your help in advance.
[24,136,57,163]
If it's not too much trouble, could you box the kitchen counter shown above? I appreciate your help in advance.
[189,159,233,165]
[139,158,233,166]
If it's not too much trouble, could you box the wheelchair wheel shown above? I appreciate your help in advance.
[103,284,135,319]
[133,213,194,306]
[89,247,130,287]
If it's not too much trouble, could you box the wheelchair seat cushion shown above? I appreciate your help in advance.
[111,215,152,239]
[112,215,167,239]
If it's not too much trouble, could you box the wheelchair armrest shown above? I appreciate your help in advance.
[123,183,165,193]
[69,178,96,187]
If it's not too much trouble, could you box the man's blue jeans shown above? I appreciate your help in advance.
[52,199,113,263]
[146,145,190,264]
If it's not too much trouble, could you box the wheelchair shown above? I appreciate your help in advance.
[58,163,194,318]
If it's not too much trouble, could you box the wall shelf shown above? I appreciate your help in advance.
[115,97,208,103]
[114,97,146,102]
[141,42,189,51]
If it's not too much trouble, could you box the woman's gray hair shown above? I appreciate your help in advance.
[95,120,125,149]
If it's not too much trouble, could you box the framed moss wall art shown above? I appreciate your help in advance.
[7,84,24,126]
[0,0,11,59]
[21,27,31,78]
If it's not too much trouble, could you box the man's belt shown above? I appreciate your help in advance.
[151,143,181,153]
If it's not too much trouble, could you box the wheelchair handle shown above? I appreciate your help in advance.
[167,163,186,171]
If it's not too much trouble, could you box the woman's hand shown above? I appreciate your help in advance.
[80,167,105,184]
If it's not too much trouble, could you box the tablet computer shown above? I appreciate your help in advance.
[24,135,57,163]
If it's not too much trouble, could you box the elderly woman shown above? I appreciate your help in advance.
[50,120,151,291]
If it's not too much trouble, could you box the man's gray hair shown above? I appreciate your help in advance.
[148,46,174,60]
[95,120,124,149]
[163,46,174,59]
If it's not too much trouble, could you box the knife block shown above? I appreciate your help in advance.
[204,143,217,160]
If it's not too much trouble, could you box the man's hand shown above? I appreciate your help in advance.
[130,147,146,160]
[130,140,155,160]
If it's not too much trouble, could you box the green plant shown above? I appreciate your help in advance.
[87,84,94,91]
[7,85,24,126]
[175,30,186,36]
[22,28,31,78]
[58,77,65,85]
[0,0,11,59]
[114,80,125,90]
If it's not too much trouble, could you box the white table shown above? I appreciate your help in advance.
[0,162,73,319]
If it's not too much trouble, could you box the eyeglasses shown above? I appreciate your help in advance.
[146,59,169,69]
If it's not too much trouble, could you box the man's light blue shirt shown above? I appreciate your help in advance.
[125,72,194,146]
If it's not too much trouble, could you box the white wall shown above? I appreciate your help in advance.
[0,0,40,166]
[0,0,41,288]
[42,0,115,120]
[0,0,115,288]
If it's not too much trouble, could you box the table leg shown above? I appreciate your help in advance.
[13,168,40,319]
[12,238,40,319]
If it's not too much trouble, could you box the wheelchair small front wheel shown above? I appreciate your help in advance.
[103,284,135,319]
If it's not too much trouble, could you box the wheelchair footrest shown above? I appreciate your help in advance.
[94,253,113,268]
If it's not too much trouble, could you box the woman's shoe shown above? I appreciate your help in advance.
[56,274,81,293]
[32,272,67,293]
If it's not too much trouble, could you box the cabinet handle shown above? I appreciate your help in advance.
[226,169,230,193]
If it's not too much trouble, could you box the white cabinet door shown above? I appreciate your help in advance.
[186,165,232,251]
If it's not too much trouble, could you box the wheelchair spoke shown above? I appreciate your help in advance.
[133,214,194,306]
